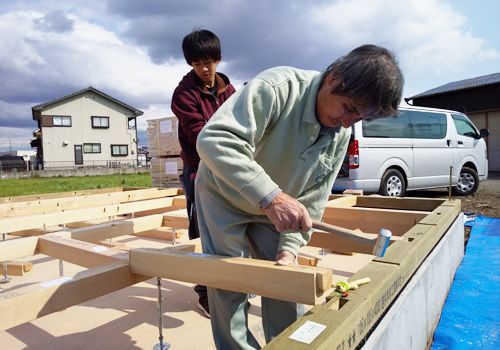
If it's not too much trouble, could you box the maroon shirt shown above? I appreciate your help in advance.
[171,70,236,168]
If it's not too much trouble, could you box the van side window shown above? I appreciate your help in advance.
[410,111,447,139]
[362,110,411,138]
[452,114,479,138]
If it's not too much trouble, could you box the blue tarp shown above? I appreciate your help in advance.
[431,215,499,349]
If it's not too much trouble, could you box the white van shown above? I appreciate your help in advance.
[333,105,489,197]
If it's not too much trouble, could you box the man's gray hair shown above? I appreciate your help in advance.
[326,44,404,117]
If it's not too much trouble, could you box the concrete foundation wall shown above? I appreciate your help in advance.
[362,213,464,350]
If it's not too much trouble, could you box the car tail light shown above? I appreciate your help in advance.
[348,140,359,169]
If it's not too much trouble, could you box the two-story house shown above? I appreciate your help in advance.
[31,87,143,169]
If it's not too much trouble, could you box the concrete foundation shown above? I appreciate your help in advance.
[362,214,464,349]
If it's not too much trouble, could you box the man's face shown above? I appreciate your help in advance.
[316,73,373,128]
[191,59,220,88]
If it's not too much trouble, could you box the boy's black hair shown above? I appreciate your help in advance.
[325,44,404,117]
[182,29,222,65]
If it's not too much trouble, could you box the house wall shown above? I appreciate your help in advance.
[41,91,138,168]
[469,110,500,171]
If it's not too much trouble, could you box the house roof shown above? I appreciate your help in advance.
[406,72,500,101]
[31,86,144,117]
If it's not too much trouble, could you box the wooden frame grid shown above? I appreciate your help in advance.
[0,188,460,350]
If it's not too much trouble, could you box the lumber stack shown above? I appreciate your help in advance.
[147,116,183,187]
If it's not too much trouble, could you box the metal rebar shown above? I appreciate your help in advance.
[59,259,64,277]
[0,261,11,284]
[153,277,170,350]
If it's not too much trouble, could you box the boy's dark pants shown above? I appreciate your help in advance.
[180,165,207,299]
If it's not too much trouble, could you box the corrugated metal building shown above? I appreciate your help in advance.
[405,72,500,171]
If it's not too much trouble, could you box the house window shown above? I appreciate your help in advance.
[92,116,109,128]
[128,118,136,129]
[53,116,72,127]
[111,144,128,157]
[83,143,101,153]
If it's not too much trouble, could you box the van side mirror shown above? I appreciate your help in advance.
[479,129,489,139]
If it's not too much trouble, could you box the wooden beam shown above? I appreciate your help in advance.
[132,205,184,217]
[0,197,175,235]
[0,236,39,261]
[162,209,189,229]
[308,230,376,255]
[322,206,428,236]
[354,196,443,212]
[1,261,33,276]
[297,253,319,267]
[130,248,332,305]
[312,220,375,246]
[171,195,187,208]
[326,195,358,208]
[0,261,148,330]
[38,234,127,268]
[134,227,183,241]
[70,214,165,242]
[0,187,124,204]
[0,188,175,218]
[343,189,364,196]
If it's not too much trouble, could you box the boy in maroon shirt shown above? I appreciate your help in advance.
[171,29,235,318]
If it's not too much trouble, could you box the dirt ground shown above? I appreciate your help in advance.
[406,171,500,218]
[405,172,500,248]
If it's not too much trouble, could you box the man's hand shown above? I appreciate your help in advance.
[263,192,312,233]
[275,250,296,266]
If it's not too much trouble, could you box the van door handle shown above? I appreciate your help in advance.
[458,140,463,145]
[447,140,451,146]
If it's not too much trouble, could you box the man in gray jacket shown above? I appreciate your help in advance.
[195,44,404,349]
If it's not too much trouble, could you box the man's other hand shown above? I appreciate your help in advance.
[275,250,296,266]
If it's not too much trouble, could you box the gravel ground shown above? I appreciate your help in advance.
[405,172,500,248]
[405,171,500,218]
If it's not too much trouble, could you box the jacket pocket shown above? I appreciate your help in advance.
[303,154,334,190]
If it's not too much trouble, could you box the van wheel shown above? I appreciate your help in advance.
[379,169,406,197]
[452,167,479,196]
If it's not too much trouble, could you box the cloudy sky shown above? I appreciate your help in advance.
[0,0,499,151]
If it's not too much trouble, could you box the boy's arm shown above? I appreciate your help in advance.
[171,86,207,144]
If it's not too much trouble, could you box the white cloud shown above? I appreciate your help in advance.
[0,10,188,105]
[0,126,33,151]
[0,0,499,151]
[309,0,499,77]
[0,9,190,150]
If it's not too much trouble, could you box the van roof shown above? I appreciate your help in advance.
[397,104,465,115]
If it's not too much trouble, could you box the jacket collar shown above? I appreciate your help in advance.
[189,70,231,96]
[302,73,325,126]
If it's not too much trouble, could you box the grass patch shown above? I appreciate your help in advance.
[0,172,152,198]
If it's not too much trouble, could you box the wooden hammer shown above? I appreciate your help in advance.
[312,220,391,257]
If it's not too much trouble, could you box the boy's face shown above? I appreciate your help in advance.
[191,59,220,88]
